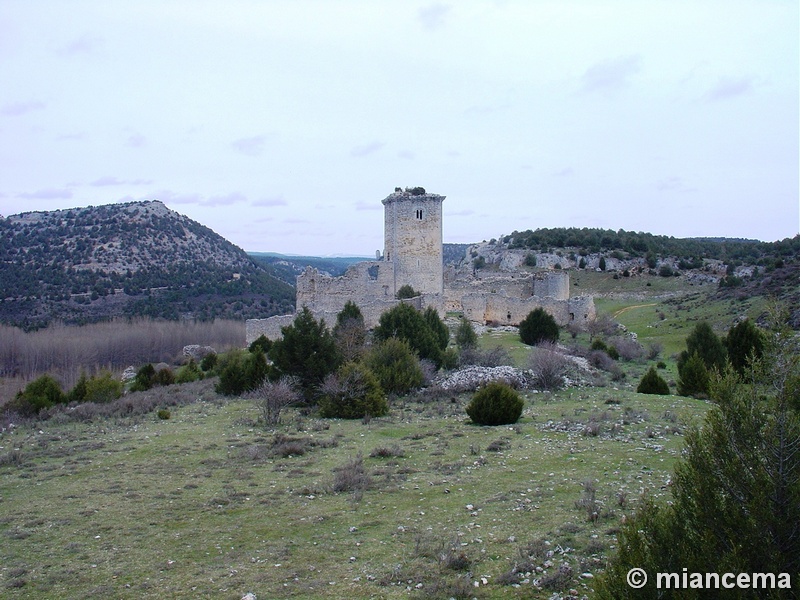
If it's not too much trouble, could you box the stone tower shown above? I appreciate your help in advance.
[382,188,445,296]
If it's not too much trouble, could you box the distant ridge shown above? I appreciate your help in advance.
[0,200,294,329]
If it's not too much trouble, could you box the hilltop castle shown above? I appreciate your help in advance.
[246,188,595,343]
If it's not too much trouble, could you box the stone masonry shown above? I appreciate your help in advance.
[245,188,595,343]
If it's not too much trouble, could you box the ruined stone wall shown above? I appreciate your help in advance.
[295,263,396,328]
[532,270,569,299]
[444,275,530,312]
[383,192,444,296]
[246,314,295,345]
[460,293,594,327]
[245,187,596,345]
[567,295,596,324]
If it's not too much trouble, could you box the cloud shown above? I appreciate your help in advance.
[252,196,287,207]
[151,190,203,205]
[580,55,641,93]
[18,188,73,200]
[398,150,415,160]
[657,176,696,193]
[58,33,103,56]
[91,176,125,186]
[149,190,247,207]
[2,100,45,116]
[446,209,475,217]
[706,77,753,101]
[232,135,269,156]
[350,141,385,157]
[418,3,451,30]
[553,167,574,177]
[204,192,246,207]
[355,201,382,211]
[107,178,153,187]
[57,132,86,141]
[126,133,146,148]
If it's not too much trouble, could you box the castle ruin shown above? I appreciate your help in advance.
[246,188,595,343]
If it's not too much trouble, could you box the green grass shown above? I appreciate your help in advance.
[3,274,767,599]
[0,377,709,599]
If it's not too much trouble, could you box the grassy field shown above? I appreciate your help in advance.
[2,274,767,599]
[1,374,708,599]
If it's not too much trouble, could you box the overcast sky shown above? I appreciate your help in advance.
[1,1,797,256]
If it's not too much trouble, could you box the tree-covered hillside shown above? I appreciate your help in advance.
[507,227,798,267]
[0,201,294,329]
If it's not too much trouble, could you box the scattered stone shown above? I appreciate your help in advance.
[183,344,216,360]
[437,365,532,392]
[121,366,137,382]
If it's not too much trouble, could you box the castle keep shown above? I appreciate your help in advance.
[246,188,595,343]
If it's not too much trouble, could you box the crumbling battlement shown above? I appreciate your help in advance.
[245,187,596,344]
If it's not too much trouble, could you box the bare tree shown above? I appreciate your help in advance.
[528,341,570,391]
[333,317,367,363]
[247,376,301,425]
[586,313,617,341]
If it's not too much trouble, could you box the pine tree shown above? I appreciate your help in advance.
[269,307,341,401]
[455,317,478,349]
[677,352,710,397]
[597,307,800,598]
[682,321,727,372]
[374,303,443,367]
[725,318,765,375]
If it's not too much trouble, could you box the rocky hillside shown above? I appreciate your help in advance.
[0,200,294,329]
[456,229,800,325]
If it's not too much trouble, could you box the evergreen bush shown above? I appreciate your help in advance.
[455,317,478,349]
[725,318,764,375]
[269,307,340,401]
[396,284,418,299]
[83,371,124,403]
[130,363,156,392]
[8,374,65,416]
[176,360,203,384]
[677,352,710,398]
[362,338,424,396]
[465,381,524,426]
[374,303,444,367]
[318,363,387,419]
[215,348,270,396]
[636,366,670,395]
[519,307,559,346]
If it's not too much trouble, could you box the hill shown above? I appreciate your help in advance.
[0,201,294,329]
[250,244,471,285]
[461,228,800,327]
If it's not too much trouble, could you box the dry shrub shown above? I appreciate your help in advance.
[528,342,569,390]
[246,376,301,425]
[458,345,512,367]
[575,479,601,523]
[37,379,215,423]
[331,455,371,498]
[587,349,616,372]
[540,563,574,590]
[587,313,618,339]
[609,336,645,362]
[369,444,405,458]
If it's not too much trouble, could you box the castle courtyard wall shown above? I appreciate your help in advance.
[460,292,595,327]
